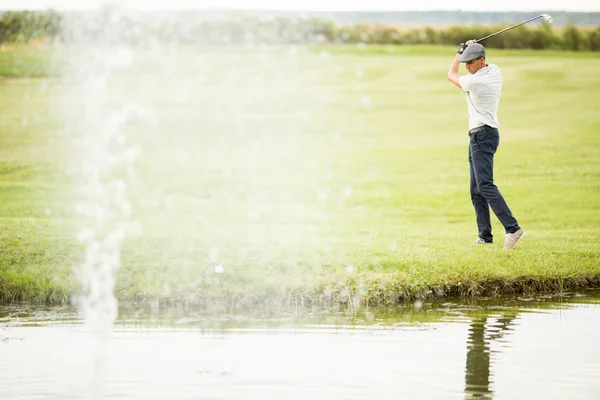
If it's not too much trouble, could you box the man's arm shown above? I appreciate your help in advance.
[447,53,462,88]
[448,40,477,89]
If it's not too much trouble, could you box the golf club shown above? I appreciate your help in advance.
[476,14,553,43]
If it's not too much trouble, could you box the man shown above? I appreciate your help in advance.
[447,40,525,249]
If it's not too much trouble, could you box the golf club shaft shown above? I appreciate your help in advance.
[476,15,544,43]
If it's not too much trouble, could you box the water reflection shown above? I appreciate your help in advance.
[1,292,599,400]
[465,313,518,399]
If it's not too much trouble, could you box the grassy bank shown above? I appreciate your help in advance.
[1,45,599,305]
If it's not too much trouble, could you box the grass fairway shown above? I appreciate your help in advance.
[1,45,599,305]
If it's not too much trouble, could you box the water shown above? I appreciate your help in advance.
[2,291,600,399]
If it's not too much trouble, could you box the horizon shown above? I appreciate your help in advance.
[2,8,600,13]
[1,0,599,12]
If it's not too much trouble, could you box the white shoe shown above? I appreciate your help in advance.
[504,229,526,249]
[473,238,493,244]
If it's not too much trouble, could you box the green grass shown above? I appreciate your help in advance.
[1,45,599,305]
[0,47,62,78]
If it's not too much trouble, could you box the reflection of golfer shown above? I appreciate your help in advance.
[465,318,491,399]
[447,40,525,249]
[465,314,517,399]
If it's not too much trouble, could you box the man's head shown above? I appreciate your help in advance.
[458,43,487,74]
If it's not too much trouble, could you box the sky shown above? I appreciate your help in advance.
[1,0,599,12]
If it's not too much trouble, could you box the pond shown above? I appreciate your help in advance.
[1,290,599,399]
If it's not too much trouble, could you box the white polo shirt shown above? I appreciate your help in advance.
[458,64,502,131]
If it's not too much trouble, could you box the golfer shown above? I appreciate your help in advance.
[447,40,525,249]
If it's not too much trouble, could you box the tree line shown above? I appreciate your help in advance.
[0,10,61,43]
[2,10,600,51]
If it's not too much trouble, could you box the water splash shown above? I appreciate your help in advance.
[60,0,341,350]
[73,103,142,329]
[61,7,145,398]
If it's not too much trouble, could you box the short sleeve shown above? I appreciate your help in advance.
[459,74,476,92]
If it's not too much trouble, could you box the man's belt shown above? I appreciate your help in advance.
[468,125,492,136]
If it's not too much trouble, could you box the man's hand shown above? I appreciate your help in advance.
[457,39,477,55]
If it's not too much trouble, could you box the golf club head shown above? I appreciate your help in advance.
[541,14,553,24]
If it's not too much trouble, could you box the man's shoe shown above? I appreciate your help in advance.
[504,229,526,249]
[473,238,493,244]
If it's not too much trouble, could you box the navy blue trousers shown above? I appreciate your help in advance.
[468,127,520,242]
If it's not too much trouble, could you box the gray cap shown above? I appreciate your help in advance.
[458,43,486,62]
